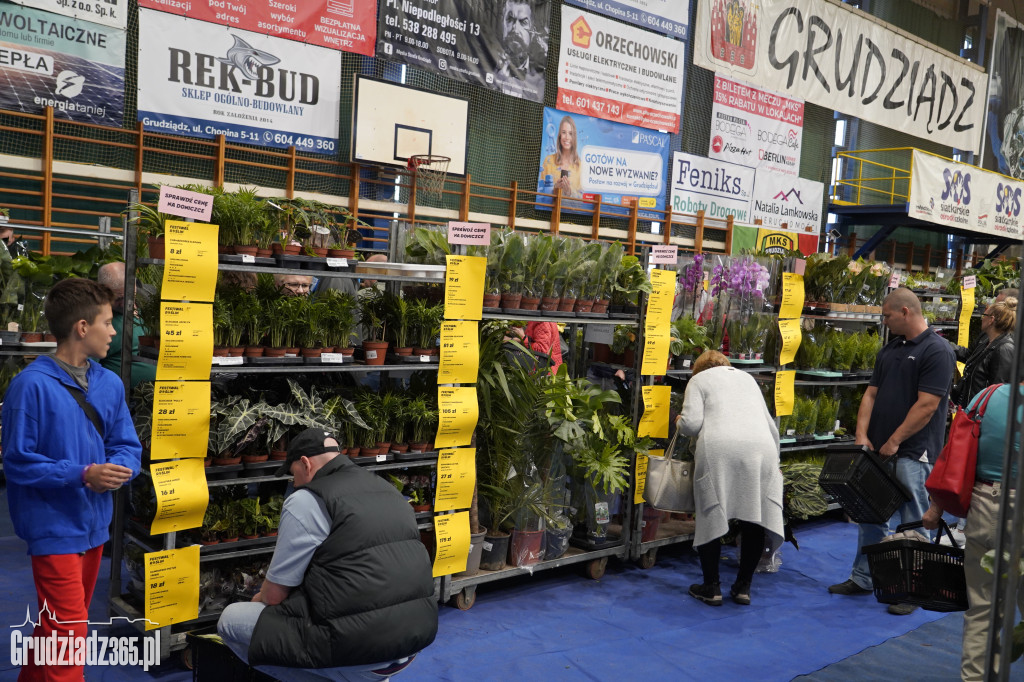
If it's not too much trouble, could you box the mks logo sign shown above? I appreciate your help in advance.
[996,183,1022,217]
[940,169,971,205]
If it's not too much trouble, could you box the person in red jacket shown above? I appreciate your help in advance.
[507,321,563,371]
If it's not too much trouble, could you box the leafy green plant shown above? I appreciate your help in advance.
[383,292,412,349]
[521,233,554,298]
[781,459,828,520]
[320,289,358,349]
[409,299,443,349]
[795,328,826,370]
[671,316,711,357]
[213,187,270,247]
[791,396,818,437]
[359,289,387,342]
[404,225,451,265]
[815,394,840,435]
[496,230,526,295]
[611,254,652,306]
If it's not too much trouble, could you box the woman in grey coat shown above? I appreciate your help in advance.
[677,350,785,606]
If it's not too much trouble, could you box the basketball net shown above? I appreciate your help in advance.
[408,154,450,202]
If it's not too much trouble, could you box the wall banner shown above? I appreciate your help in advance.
[693,0,986,152]
[137,0,376,56]
[731,224,819,255]
[5,0,128,29]
[557,6,685,132]
[376,0,550,103]
[909,150,1024,238]
[750,174,824,234]
[563,0,689,40]
[709,74,803,176]
[137,10,341,154]
[0,4,125,126]
[537,108,669,219]
[979,11,1024,176]
[670,152,754,222]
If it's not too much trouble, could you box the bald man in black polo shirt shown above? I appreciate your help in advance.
[828,287,955,616]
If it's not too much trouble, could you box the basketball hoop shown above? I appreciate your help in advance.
[407,154,451,202]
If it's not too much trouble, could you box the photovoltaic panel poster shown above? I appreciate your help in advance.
[0,3,125,125]
[563,0,688,40]
[137,9,341,154]
[537,107,669,219]
[5,0,128,30]
[376,0,551,103]
[136,0,377,56]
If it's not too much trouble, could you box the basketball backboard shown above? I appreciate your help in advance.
[351,75,469,175]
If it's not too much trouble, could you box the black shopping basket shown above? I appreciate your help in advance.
[861,520,968,612]
[185,627,275,682]
[818,444,910,524]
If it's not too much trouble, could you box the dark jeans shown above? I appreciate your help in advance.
[696,521,765,586]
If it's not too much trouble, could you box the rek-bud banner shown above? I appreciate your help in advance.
[557,6,685,132]
[0,3,125,126]
[137,0,376,56]
[537,108,669,220]
[670,152,754,222]
[693,0,986,152]
[750,174,824,235]
[137,9,341,154]
[709,74,803,176]
[376,0,551,103]
[563,0,689,40]
[5,0,128,29]
[909,150,1024,239]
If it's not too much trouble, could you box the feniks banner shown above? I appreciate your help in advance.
[670,152,754,222]
[137,0,376,56]
[537,108,669,220]
[137,10,341,154]
[693,0,986,152]
[563,0,689,40]
[709,74,803,176]
[377,0,551,103]
[0,3,125,126]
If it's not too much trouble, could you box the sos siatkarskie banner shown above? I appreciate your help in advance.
[376,0,551,103]
[136,0,377,56]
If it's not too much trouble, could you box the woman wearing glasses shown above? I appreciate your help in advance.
[950,295,1017,408]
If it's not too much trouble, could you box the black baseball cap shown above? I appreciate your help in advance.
[275,428,340,476]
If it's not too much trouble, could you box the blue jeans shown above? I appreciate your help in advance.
[850,456,933,589]
[218,602,414,681]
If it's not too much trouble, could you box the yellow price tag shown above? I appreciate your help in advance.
[637,385,671,438]
[161,221,219,303]
[434,448,476,512]
[775,370,795,416]
[150,459,209,534]
[151,381,211,461]
[958,285,975,349]
[435,386,478,449]
[432,510,470,577]
[778,318,802,366]
[646,269,676,327]
[156,302,213,380]
[438,321,479,384]
[779,273,805,320]
[641,330,670,376]
[444,255,486,321]
[144,546,200,630]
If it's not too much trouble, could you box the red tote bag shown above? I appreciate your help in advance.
[926,384,1002,517]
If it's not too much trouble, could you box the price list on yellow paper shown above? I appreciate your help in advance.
[779,273,805,320]
[157,303,213,380]
[150,459,209,534]
[435,386,479,449]
[443,255,486,321]
[641,269,675,376]
[151,381,211,461]
[775,370,795,417]
[778,318,802,366]
[144,546,199,630]
[958,281,975,377]
[634,449,663,505]
[432,510,470,577]
[161,221,219,303]
[434,448,476,512]
[438,321,479,384]
[641,331,670,376]
[638,385,671,439]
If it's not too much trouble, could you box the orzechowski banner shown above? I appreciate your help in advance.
[558,6,685,133]
[137,10,341,154]
[694,0,986,152]
[909,150,1024,238]
[709,74,803,176]
[563,0,689,41]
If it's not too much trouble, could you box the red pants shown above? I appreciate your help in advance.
[19,546,103,682]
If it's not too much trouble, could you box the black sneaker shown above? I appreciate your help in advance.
[887,603,919,615]
[730,581,751,605]
[689,582,722,606]
[828,579,872,596]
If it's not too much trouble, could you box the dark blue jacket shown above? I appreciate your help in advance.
[1,356,141,555]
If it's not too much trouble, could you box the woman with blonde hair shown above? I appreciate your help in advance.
[951,296,1016,408]
[539,115,583,199]
[677,350,784,606]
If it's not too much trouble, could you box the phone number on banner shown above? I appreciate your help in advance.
[139,113,337,154]
[558,92,623,118]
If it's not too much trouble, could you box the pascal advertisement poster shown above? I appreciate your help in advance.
[0,3,125,126]
[670,152,755,223]
[563,0,689,40]
[377,0,551,103]
[136,9,341,154]
[537,108,669,220]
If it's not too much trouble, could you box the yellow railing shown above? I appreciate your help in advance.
[831,147,916,206]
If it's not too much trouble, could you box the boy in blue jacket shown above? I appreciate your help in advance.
[2,277,141,681]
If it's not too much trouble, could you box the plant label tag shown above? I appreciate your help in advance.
[888,270,900,288]
[0,214,7,223]
[322,353,344,363]
[17,304,23,312]
[313,225,330,235]
[366,350,377,360]
[241,255,255,264]
[7,322,18,332]
[420,355,431,362]
[506,465,517,480]
[963,275,976,289]
[584,325,614,345]
[482,541,493,551]
[937,271,946,279]
[376,454,386,462]
[594,502,610,524]
[326,258,347,267]
[219,356,243,366]
[649,245,678,265]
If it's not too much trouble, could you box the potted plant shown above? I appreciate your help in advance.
[320,289,357,355]
[387,393,411,452]
[237,497,269,539]
[213,187,267,254]
[671,317,710,369]
[122,189,176,259]
[520,233,553,311]
[407,395,437,452]
[383,292,414,356]
[260,495,283,537]
[482,228,505,309]
[199,502,226,545]
[496,230,525,309]
[299,299,329,356]
[359,289,389,364]
[409,299,443,355]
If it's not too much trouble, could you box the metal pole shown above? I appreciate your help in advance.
[98,216,112,252]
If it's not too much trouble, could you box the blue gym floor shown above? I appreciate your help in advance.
[0,499,986,680]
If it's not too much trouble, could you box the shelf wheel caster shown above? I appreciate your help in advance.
[453,587,476,610]
[638,549,657,569]
[585,557,608,580]
[180,645,193,670]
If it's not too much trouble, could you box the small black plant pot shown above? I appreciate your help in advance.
[478,533,510,571]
